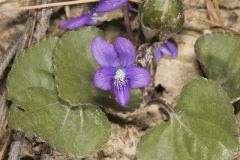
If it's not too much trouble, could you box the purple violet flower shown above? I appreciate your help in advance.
[154,41,178,62]
[91,37,152,106]
[61,0,128,30]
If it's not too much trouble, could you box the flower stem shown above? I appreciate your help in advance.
[146,98,175,119]
[123,4,134,43]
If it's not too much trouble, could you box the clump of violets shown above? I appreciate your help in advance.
[91,37,151,106]
[61,0,128,30]
[154,41,178,62]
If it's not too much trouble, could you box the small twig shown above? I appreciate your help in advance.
[32,0,54,42]
[0,0,143,13]
[64,6,71,19]
[0,18,33,80]
[0,130,11,160]
[195,16,240,34]
[146,98,175,119]
[206,0,223,26]
[8,132,24,160]
[0,37,21,80]
[0,91,8,138]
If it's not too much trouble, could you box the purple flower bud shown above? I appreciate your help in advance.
[128,4,138,13]
[61,0,128,30]
[91,37,152,106]
[154,41,178,62]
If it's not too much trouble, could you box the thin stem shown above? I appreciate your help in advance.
[64,6,71,19]
[151,56,157,88]
[147,98,175,119]
[0,0,144,13]
[123,4,134,43]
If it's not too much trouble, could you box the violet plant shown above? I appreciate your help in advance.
[6,0,239,159]
[91,37,151,106]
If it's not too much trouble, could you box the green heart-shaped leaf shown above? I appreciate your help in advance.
[53,27,141,110]
[137,78,238,160]
[9,88,110,157]
[7,37,58,103]
[195,33,240,101]
[7,33,111,156]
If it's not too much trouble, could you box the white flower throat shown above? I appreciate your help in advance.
[113,69,127,89]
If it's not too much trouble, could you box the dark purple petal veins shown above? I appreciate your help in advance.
[93,67,116,90]
[96,0,128,13]
[113,85,130,106]
[125,66,151,88]
[114,37,136,67]
[91,37,119,67]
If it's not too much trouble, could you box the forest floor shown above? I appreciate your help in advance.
[1,0,240,159]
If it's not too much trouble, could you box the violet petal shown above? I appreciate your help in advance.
[91,37,119,67]
[125,66,151,88]
[157,45,171,57]
[61,14,93,30]
[166,41,178,57]
[128,4,138,13]
[114,37,136,67]
[154,41,178,61]
[113,86,130,106]
[154,47,164,62]
[93,67,116,90]
[96,0,128,13]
